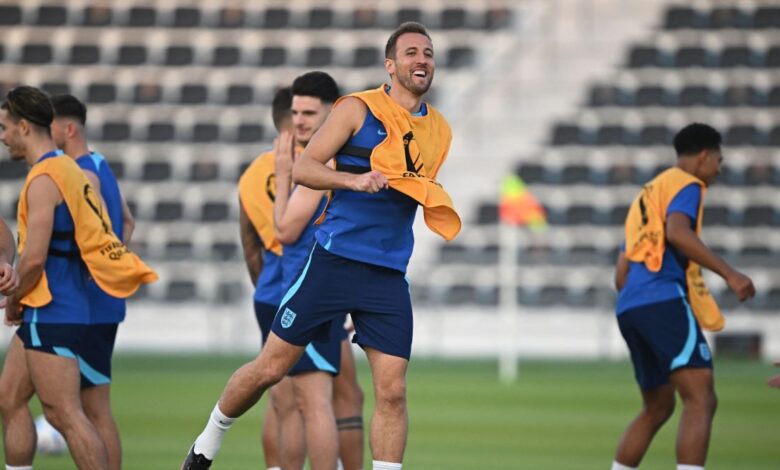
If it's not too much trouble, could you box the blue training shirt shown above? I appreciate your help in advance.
[282,195,328,293]
[616,183,702,314]
[254,250,283,307]
[315,101,426,273]
[23,151,91,324]
[76,152,127,324]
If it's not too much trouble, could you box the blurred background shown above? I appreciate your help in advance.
[0,0,779,364]
[2,1,780,468]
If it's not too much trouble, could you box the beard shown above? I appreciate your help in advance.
[397,69,433,96]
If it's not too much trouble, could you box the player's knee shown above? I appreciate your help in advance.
[375,379,406,412]
[644,398,675,426]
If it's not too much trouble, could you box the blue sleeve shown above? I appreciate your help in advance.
[76,155,98,173]
[666,183,701,225]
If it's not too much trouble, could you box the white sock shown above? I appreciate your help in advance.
[192,403,236,460]
[337,459,344,470]
[6,466,33,470]
[611,462,637,470]
[677,466,704,470]
[267,467,282,470]
[373,461,402,470]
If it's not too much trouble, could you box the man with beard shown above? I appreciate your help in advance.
[182,22,460,470]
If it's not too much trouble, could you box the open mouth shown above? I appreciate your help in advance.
[412,69,428,78]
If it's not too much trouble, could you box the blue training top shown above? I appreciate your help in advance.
[23,151,91,324]
[254,250,283,307]
[314,102,426,273]
[616,183,702,315]
[76,151,127,324]
[282,194,328,293]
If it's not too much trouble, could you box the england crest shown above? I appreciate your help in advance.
[281,308,297,329]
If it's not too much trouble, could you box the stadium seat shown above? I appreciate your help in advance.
[675,46,711,67]
[41,81,70,96]
[87,83,117,103]
[165,280,197,301]
[142,162,172,181]
[476,203,498,225]
[165,46,194,66]
[127,7,156,27]
[441,8,467,30]
[628,46,660,67]
[107,160,125,179]
[484,7,512,30]
[81,6,111,26]
[353,47,379,67]
[21,44,53,64]
[101,122,131,141]
[765,46,780,67]
[259,47,286,66]
[703,206,730,225]
[172,7,201,28]
[215,281,243,303]
[0,161,26,180]
[720,46,754,67]
[308,8,333,29]
[225,85,253,105]
[180,84,208,104]
[190,162,219,182]
[213,46,240,66]
[147,123,175,142]
[211,240,239,260]
[516,163,545,183]
[743,206,774,227]
[201,201,230,222]
[236,123,264,143]
[264,8,290,28]
[0,5,22,25]
[154,201,184,221]
[551,124,581,145]
[36,5,68,26]
[117,45,147,65]
[638,126,671,145]
[191,123,220,143]
[708,7,750,29]
[70,44,100,65]
[447,47,475,68]
[217,7,245,28]
[134,83,162,104]
[165,240,194,259]
[352,8,378,29]
[753,7,780,29]
[306,47,333,67]
[664,6,699,29]
[678,85,711,106]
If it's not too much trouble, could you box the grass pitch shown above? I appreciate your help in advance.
[5,355,778,469]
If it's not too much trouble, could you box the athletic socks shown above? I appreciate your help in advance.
[192,403,236,460]
[677,466,704,470]
[372,461,402,470]
[267,467,282,470]
[611,462,637,470]
[6,466,33,470]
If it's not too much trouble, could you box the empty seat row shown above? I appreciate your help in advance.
[588,84,780,107]
[475,201,780,227]
[664,6,780,30]
[0,42,476,69]
[0,4,513,31]
[551,123,780,146]
[514,162,780,186]
[132,278,246,304]
[88,121,265,144]
[126,199,236,223]
[628,45,780,68]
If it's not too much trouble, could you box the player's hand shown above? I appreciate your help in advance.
[274,130,295,177]
[769,362,780,389]
[1,296,22,326]
[0,262,18,296]
[725,270,756,302]
[348,171,388,193]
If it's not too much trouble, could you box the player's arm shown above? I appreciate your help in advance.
[273,131,326,244]
[239,202,264,285]
[666,212,755,301]
[119,193,135,244]
[2,175,60,325]
[0,217,18,296]
[293,97,388,193]
[614,251,628,292]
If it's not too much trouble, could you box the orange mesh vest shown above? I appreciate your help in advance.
[625,167,723,331]
[17,155,158,307]
[238,151,282,256]
[333,86,461,241]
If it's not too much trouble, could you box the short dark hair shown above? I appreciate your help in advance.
[673,123,722,157]
[291,71,340,104]
[271,86,292,131]
[50,93,87,126]
[1,86,53,130]
[385,22,431,59]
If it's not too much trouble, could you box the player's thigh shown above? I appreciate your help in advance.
[365,347,408,400]
[26,349,82,409]
[669,367,715,402]
[0,335,35,406]
[334,338,360,396]
[292,372,334,411]
[80,384,111,418]
[254,332,307,379]
[270,376,298,416]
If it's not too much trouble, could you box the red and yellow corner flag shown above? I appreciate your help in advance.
[499,174,548,232]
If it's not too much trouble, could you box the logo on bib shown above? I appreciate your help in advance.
[280,308,297,329]
[699,342,711,361]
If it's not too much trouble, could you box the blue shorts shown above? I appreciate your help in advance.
[254,301,277,345]
[618,297,713,390]
[288,317,345,377]
[17,322,84,360]
[272,243,413,360]
[78,324,118,388]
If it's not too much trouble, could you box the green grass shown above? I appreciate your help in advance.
[5,355,779,469]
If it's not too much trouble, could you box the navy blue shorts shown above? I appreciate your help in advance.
[78,324,118,388]
[272,243,413,360]
[17,322,84,360]
[288,317,345,377]
[618,297,713,390]
[254,301,277,345]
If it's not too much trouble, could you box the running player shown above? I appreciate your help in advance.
[0,85,156,470]
[182,22,459,470]
[238,86,304,470]
[611,123,755,470]
[0,217,17,296]
[50,93,133,470]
